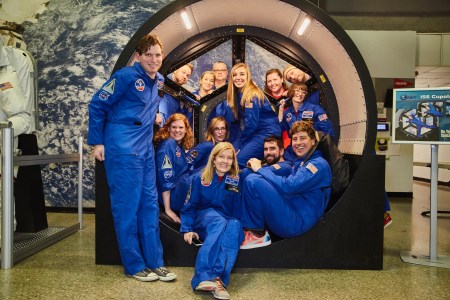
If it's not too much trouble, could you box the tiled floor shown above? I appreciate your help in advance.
[1,181,449,299]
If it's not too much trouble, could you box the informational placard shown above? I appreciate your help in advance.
[392,88,450,144]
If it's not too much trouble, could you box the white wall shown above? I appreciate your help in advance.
[413,144,450,182]
[347,30,417,193]
[346,30,416,78]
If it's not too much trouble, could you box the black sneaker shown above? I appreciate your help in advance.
[127,269,159,282]
[151,266,177,282]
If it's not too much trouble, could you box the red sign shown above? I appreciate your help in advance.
[394,78,414,89]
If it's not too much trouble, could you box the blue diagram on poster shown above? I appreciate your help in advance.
[392,88,450,144]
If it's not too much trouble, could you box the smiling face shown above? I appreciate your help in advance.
[173,65,192,85]
[135,44,163,79]
[263,141,284,165]
[286,68,307,83]
[266,72,284,95]
[214,149,234,176]
[200,73,215,93]
[213,62,228,82]
[291,131,315,158]
[292,87,308,105]
[212,120,227,142]
[169,120,186,142]
[232,66,248,90]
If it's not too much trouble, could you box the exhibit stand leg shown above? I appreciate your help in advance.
[1,123,14,269]
[400,144,450,268]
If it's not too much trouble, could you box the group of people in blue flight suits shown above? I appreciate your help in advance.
[88,34,334,300]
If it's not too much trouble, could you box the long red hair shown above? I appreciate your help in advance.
[154,113,194,149]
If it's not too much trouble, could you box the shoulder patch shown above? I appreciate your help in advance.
[99,91,110,100]
[161,155,172,169]
[305,162,318,174]
[318,114,328,121]
[272,164,281,170]
[0,82,13,91]
[190,150,199,159]
[102,78,115,94]
[245,102,253,109]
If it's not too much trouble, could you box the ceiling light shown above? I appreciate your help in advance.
[297,17,311,36]
[180,9,192,30]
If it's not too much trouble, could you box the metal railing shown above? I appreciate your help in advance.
[1,122,84,269]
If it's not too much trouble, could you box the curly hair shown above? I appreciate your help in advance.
[290,120,317,141]
[154,113,194,149]
[135,34,163,55]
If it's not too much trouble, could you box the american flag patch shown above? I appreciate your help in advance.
[305,162,318,174]
[245,102,253,108]
[0,82,13,91]
[318,114,328,121]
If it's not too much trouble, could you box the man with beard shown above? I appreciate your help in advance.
[240,121,331,249]
[240,135,292,181]
[158,64,194,126]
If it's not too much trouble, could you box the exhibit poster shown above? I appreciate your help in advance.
[392,88,450,144]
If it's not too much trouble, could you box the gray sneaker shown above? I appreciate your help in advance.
[151,267,177,282]
[212,277,230,300]
[127,269,159,282]
[195,280,217,291]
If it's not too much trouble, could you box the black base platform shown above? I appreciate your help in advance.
[96,154,385,270]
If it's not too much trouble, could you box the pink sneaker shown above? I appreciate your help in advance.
[384,212,393,228]
[240,230,271,249]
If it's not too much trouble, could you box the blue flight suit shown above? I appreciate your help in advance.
[155,138,191,212]
[158,93,193,126]
[186,141,214,174]
[88,62,164,275]
[280,101,334,136]
[239,161,292,182]
[281,95,334,162]
[241,150,331,238]
[180,173,242,289]
[209,100,241,149]
[237,95,281,167]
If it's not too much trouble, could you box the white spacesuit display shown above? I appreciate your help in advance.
[0,45,34,241]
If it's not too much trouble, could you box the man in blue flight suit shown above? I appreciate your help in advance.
[158,64,193,126]
[240,121,332,249]
[240,135,292,182]
[88,34,176,282]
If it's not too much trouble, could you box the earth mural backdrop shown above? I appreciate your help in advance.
[22,0,290,207]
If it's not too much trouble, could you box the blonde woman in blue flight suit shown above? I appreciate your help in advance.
[226,63,281,168]
[181,142,242,300]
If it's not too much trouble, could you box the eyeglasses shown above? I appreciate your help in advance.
[294,90,307,95]
[213,69,227,72]
[214,127,226,132]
